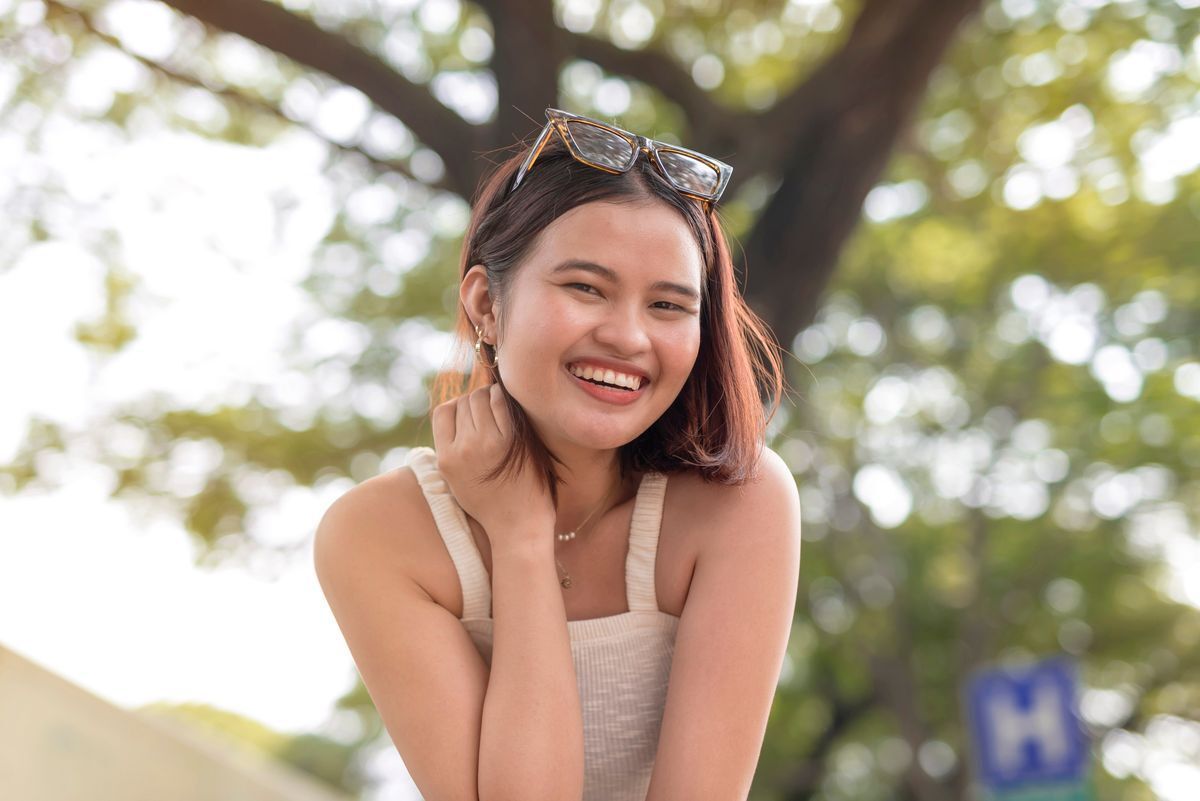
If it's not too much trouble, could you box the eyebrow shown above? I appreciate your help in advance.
[550,259,701,303]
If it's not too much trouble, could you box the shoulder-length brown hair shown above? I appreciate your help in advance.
[430,126,783,505]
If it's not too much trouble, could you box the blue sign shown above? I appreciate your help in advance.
[964,655,1090,794]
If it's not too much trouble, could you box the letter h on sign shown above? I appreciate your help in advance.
[964,656,1091,793]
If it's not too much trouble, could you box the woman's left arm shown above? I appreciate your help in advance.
[645,446,803,801]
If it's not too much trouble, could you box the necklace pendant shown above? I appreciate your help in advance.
[560,575,572,589]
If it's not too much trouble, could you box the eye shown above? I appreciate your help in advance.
[654,300,700,314]
[566,282,600,295]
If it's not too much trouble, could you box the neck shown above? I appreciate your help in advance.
[552,446,630,535]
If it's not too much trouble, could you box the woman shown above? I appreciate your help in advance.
[315,108,803,801]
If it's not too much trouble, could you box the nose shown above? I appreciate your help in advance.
[592,301,652,356]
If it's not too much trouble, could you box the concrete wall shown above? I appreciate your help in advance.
[0,643,352,801]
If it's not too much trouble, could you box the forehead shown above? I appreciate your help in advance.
[526,200,704,284]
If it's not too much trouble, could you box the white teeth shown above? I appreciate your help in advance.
[569,363,643,390]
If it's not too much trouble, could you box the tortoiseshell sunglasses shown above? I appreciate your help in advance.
[509,108,733,211]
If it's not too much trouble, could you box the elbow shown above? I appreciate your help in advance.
[478,746,583,801]
[480,786,577,801]
[478,777,582,801]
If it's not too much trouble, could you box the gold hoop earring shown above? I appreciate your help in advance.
[474,324,499,368]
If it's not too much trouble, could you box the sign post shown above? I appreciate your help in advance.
[963,655,1094,801]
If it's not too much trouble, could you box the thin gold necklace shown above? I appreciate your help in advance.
[554,478,623,590]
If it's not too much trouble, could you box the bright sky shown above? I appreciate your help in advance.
[0,126,359,726]
[0,119,424,797]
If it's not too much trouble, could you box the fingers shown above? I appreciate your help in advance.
[432,385,506,454]
[469,385,498,440]
[455,389,475,438]
[490,383,511,439]
[431,398,456,449]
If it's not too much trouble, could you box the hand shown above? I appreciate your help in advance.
[430,383,555,553]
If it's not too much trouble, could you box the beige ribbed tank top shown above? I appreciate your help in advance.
[405,446,680,801]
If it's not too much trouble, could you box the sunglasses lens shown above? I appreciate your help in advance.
[657,150,722,197]
[565,121,636,170]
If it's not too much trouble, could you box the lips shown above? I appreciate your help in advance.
[564,365,646,406]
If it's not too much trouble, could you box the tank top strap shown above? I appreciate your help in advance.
[625,471,669,613]
[404,446,493,620]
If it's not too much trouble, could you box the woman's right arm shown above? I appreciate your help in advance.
[313,471,489,801]
[477,532,584,801]
[314,469,585,801]
[428,385,586,800]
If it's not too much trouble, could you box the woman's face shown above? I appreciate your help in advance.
[493,199,704,456]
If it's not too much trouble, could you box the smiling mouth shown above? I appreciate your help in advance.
[565,363,648,391]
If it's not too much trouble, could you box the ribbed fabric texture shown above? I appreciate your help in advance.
[406,446,680,801]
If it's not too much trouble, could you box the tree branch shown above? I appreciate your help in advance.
[155,0,484,197]
[485,0,564,157]
[561,32,747,147]
[843,513,956,801]
[45,0,441,188]
[742,0,984,338]
[870,654,957,801]
[780,685,879,799]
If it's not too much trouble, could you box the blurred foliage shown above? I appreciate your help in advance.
[2,0,1200,799]
[139,700,362,793]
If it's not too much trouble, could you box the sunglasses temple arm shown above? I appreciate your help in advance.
[511,122,555,193]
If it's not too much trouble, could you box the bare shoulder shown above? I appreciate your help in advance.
[666,445,802,556]
[313,465,436,596]
[643,445,802,799]
[311,464,489,801]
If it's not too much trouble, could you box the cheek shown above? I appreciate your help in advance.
[497,298,579,389]
[662,326,701,383]
[505,293,567,344]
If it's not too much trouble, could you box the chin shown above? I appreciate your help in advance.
[554,414,641,449]
[529,409,649,454]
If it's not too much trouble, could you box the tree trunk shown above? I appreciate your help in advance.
[742,0,985,338]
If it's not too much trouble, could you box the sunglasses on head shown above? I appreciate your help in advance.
[509,108,733,211]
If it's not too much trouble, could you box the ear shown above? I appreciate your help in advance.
[460,264,499,343]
